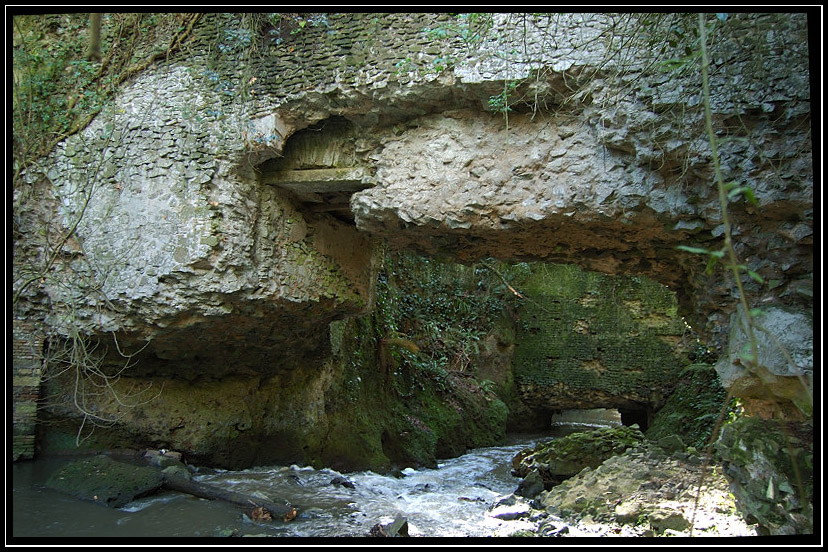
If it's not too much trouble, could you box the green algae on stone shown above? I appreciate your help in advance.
[512,263,689,406]
[46,455,163,508]
[514,425,645,484]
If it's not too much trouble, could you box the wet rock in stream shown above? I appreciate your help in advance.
[489,494,532,521]
[510,441,759,537]
[45,454,164,508]
[368,513,409,537]
[515,469,544,499]
[330,476,356,489]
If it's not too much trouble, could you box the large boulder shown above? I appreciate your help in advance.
[536,443,754,536]
[512,425,644,487]
[46,454,164,508]
[715,305,813,419]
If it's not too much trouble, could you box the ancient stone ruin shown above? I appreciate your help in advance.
[12,12,813,533]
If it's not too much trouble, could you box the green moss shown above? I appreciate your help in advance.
[314,252,515,471]
[403,377,508,461]
[513,263,688,397]
[45,455,164,508]
[508,530,537,537]
[536,425,644,460]
[646,363,734,449]
[517,425,645,481]
[282,241,364,306]
[719,417,812,487]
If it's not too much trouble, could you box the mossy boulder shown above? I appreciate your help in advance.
[535,442,746,535]
[513,425,645,487]
[45,455,164,508]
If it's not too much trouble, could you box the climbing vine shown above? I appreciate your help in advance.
[375,252,524,396]
[12,13,201,172]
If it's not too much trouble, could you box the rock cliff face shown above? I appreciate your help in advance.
[16,62,378,379]
[13,13,812,471]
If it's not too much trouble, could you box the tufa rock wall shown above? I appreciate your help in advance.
[13,12,813,467]
[15,62,379,379]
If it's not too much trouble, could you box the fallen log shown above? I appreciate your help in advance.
[161,473,297,521]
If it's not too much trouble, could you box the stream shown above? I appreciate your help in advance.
[11,431,586,539]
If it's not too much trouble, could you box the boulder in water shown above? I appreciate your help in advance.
[513,426,645,487]
[369,513,409,537]
[330,475,356,489]
[46,454,164,508]
[515,468,545,498]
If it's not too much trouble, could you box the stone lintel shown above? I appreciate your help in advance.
[262,168,370,194]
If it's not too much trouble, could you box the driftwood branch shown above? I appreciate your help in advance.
[143,450,297,522]
[161,473,297,521]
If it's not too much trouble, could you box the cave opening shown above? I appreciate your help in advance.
[548,407,624,437]
[618,405,654,432]
[550,408,623,427]
[547,405,655,435]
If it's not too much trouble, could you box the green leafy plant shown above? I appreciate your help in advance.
[374,253,520,400]
[218,26,253,54]
[290,13,329,35]
[479,379,497,395]
[488,80,517,113]
[488,80,518,130]
[424,13,493,51]
[12,13,202,170]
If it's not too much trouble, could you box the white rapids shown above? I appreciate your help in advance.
[191,436,550,537]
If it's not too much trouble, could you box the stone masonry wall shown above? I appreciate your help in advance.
[514,264,689,416]
[12,319,44,461]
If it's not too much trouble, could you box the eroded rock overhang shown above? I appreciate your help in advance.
[14,66,381,378]
[16,13,812,410]
[339,94,812,414]
[350,108,696,287]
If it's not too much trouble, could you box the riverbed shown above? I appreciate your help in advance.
[10,424,762,540]
[11,433,555,539]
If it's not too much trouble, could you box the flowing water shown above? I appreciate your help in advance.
[12,431,589,539]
